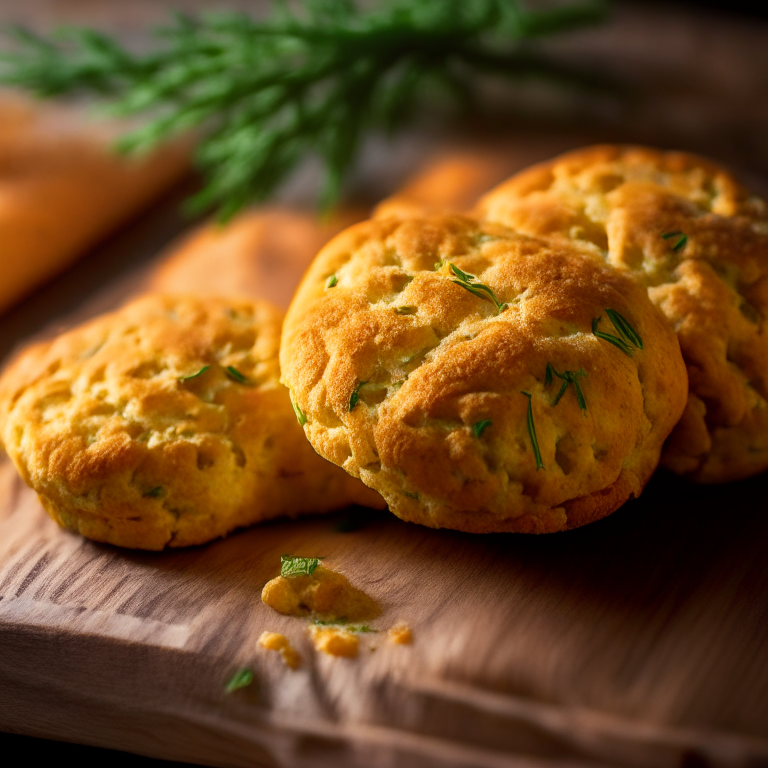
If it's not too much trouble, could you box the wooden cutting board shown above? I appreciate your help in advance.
[1,3,768,767]
[1,423,768,768]
[1,143,768,768]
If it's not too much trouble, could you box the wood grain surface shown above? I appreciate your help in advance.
[1,2,768,767]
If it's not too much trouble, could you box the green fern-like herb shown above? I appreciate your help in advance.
[0,0,606,220]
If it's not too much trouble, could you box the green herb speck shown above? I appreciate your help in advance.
[662,231,688,252]
[448,262,508,315]
[280,554,324,578]
[314,619,378,633]
[326,274,338,289]
[291,396,308,426]
[349,381,367,411]
[225,366,248,384]
[472,419,492,438]
[545,363,587,413]
[591,310,642,358]
[225,667,253,693]
[178,365,210,382]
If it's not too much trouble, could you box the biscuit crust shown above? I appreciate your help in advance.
[477,145,768,482]
[281,215,687,533]
[0,295,382,549]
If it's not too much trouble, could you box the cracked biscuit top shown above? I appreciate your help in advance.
[477,145,768,483]
[281,214,687,533]
[0,295,382,550]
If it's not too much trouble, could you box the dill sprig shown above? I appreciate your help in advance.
[447,262,508,315]
[521,391,544,470]
[592,310,642,357]
[545,363,587,412]
[0,0,607,219]
[280,554,324,577]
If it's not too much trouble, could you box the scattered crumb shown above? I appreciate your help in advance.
[261,564,379,622]
[309,625,359,658]
[388,623,413,645]
[258,631,302,669]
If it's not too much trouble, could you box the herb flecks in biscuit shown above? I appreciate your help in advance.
[349,381,367,411]
[0,295,384,549]
[178,365,210,382]
[662,231,688,252]
[472,419,492,438]
[447,262,508,315]
[521,391,544,471]
[592,311,642,358]
[478,145,768,482]
[281,214,688,533]
[224,365,249,384]
[291,394,308,426]
[545,364,587,412]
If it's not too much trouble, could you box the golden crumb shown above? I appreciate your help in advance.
[388,623,413,645]
[261,565,379,622]
[258,631,301,669]
[308,625,359,658]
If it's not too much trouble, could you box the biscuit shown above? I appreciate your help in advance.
[0,91,189,313]
[373,148,526,221]
[148,206,366,308]
[0,295,383,549]
[280,214,687,533]
[477,145,768,482]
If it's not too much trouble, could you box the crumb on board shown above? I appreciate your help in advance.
[261,564,379,621]
[258,631,301,669]
[309,625,359,658]
[388,622,413,645]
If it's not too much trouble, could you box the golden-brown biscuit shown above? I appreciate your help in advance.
[148,206,367,308]
[476,145,768,482]
[0,295,383,549]
[0,90,189,313]
[373,148,526,220]
[280,214,687,533]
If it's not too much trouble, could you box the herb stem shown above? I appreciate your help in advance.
[521,391,544,470]
[0,1,607,218]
